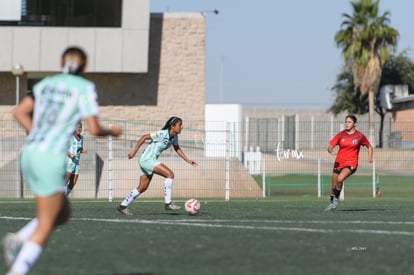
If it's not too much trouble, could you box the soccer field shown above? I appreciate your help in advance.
[1,196,413,275]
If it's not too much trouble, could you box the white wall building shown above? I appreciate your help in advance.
[0,0,150,73]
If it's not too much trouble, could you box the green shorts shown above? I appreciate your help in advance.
[66,158,80,174]
[21,149,66,196]
[139,158,161,176]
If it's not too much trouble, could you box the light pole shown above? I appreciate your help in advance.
[12,63,24,198]
[201,9,219,16]
[220,56,224,104]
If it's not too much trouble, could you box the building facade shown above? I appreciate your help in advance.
[0,0,206,123]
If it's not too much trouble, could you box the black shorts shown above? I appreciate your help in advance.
[333,166,356,175]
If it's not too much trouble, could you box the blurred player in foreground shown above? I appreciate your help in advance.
[325,115,373,211]
[117,116,198,215]
[3,46,122,275]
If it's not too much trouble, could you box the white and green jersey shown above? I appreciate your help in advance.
[26,74,98,155]
[141,129,178,160]
[67,134,84,163]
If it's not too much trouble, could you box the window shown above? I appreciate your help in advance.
[0,0,122,27]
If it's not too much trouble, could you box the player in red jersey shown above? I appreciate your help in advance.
[325,115,373,211]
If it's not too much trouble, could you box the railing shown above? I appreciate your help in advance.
[0,119,413,200]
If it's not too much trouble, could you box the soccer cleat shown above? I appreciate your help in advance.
[116,205,132,216]
[2,233,23,268]
[324,203,334,211]
[324,198,338,211]
[332,198,338,209]
[165,202,181,211]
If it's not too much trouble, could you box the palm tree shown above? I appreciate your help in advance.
[335,0,398,145]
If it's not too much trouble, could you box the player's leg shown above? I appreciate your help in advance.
[325,167,345,211]
[325,172,339,211]
[65,174,75,195]
[137,174,152,193]
[334,168,352,200]
[64,161,76,195]
[7,193,68,274]
[153,164,180,210]
[325,168,352,211]
[330,172,338,202]
[67,174,79,190]
[64,171,72,185]
[117,175,152,215]
[66,163,80,196]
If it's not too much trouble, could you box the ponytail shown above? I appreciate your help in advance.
[61,46,87,75]
[162,116,182,130]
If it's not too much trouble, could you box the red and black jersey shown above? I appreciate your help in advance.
[329,129,371,170]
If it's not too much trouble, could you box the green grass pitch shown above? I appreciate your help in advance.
[1,178,413,275]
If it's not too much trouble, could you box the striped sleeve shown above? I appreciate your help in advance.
[78,82,99,119]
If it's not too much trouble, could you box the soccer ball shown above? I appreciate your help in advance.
[185,199,200,215]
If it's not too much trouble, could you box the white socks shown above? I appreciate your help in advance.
[121,188,140,207]
[17,218,38,241]
[121,178,174,207]
[9,240,42,274]
[164,178,173,204]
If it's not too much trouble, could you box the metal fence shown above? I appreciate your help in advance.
[0,118,413,200]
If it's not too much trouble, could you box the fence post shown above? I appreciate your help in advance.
[16,124,21,198]
[295,114,299,150]
[340,183,345,201]
[317,158,321,198]
[311,116,314,150]
[108,123,113,202]
[262,155,266,198]
[225,122,230,201]
[372,160,376,198]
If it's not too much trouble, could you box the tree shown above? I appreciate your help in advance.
[335,0,399,146]
[381,50,414,93]
[329,51,414,147]
[329,64,368,115]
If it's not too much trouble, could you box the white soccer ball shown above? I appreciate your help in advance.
[185,199,200,215]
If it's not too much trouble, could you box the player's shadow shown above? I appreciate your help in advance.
[339,208,386,212]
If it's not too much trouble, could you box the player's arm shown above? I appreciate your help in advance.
[85,116,122,137]
[173,145,198,166]
[327,144,337,156]
[366,144,373,163]
[12,95,34,133]
[128,133,151,159]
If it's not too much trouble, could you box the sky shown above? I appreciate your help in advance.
[150,0,414,109]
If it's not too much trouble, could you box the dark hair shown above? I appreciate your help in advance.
[345,115,357,123]
[162,116,182,130]
[61,46,87,75]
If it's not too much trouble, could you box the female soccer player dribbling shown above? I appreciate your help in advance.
[3,46,122,275]
[325,115,373,211]
[117,116,198,215]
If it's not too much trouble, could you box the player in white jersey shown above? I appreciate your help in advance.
[65,122,86,196]
[3,46,122,275]
[117,116,198,215]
